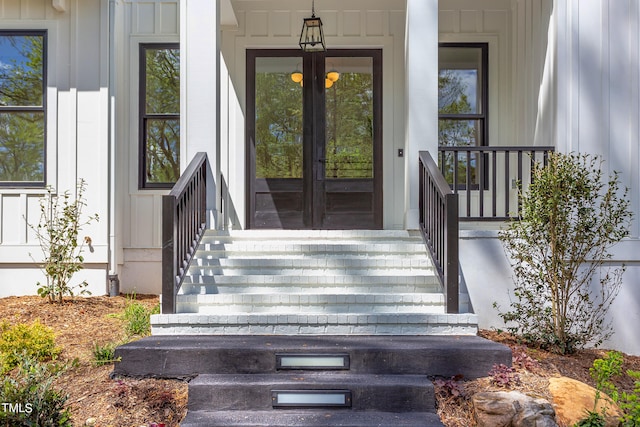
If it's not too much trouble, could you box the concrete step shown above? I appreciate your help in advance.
[187,372,435,412]
[175,293,445,314]
[191,255,433,268]
[200,229,424,241]
[180,410,445,427]
[113,335,511,380]
[180,274,440,292]
[150,312,477,335]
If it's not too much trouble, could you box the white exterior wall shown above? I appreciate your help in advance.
[460,0,640,356]
[114,0,179,294]
[0,0,110,297]
[221,0,410,230]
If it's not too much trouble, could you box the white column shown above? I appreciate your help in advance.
[180,0,221,227]
[404,0,439,229]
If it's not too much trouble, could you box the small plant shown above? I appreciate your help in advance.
[575,411,606,427]
[489,363,521,388]
[511,346,540,372]
[434,375,466,400]
[618,369,640,426]
[497,153,632,354]
[30,179,99,303]
[576,351,624,426]
[92,341,121,367]
[113,294,161,337]
[0,356,71,426]
[0,321,61,374]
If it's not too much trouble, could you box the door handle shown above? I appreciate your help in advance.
[318,158,327,163]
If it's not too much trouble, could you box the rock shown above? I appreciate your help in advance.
[548,376,622,427]
[473,390,558,427]
[84,418,97,426]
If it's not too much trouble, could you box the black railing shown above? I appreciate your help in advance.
[438,146,555,220]
[419,151,459,314]
[162,152,210,314]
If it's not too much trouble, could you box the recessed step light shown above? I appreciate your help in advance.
[271,390,352,408]
[276,354,349,370]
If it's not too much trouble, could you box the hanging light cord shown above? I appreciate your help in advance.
[311,0,316,18]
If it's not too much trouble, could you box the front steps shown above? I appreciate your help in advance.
[119,230,499,426]
[151,229,476,335]
[113,335,512,426]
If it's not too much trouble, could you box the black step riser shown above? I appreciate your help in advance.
[188,383,435,412]
[113,335,511,380]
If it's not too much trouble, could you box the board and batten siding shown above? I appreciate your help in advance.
[0,0,110,297]
[115,0,180,294]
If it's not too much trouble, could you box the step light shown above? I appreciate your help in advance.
[272,390,352,408]
[276,354,350,370]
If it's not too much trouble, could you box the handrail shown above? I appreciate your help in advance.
[438,145,554,220]
[162,152,210,314]
[419,151,459,314]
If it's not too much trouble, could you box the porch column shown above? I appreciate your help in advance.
[180,0,221,227]
[404,0,439,229]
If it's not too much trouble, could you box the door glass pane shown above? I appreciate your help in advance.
[325,57,373,179]
[255,57,303,178]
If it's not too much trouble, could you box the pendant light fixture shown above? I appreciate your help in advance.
[299,0,326,52]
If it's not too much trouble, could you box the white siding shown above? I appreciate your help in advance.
[0,0,110,297]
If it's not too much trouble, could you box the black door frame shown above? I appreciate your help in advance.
[246,48,383,229]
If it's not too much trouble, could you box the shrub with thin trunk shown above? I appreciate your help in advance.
[497,152,632,354]
[29,179,99,303]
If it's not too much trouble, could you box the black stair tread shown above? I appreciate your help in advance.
[180,410,444,427]
[190,372,432,387]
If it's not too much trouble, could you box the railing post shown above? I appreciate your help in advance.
[444,192,459,314]
[162,194,177,314]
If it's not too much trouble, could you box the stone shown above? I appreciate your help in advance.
[548,376,623,427]
[84,418,97,426]
[473,390,557,427]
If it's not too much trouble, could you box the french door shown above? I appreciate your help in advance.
[247,49,382,229]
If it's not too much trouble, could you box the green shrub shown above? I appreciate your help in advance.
[0,321,61,374]
[619,369,640,427]
[0,357,71,426]
[497,153,633,354]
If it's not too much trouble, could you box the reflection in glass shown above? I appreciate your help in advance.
[145,48,180,114]
[0,35,44,107]
[0,33,45,183]
[255,57,303,179]
[325,57,373,179]
[146,119,180,184]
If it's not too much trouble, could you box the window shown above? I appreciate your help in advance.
[0,31,46,186]
[140,44,180,189]
[438,43,488,186]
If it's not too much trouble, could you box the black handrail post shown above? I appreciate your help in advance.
[444,192,459,313]
[162,194,177,314]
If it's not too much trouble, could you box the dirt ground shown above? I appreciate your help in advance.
[1,295,639,427]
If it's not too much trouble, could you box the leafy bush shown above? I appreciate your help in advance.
[30,179,99,303]
[619,369,640,427]
[0,357,71,426]
[0,321,60,374]
[497,153,633,354]
[488,363,521,388]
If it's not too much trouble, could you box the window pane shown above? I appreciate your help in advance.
[438,119,481,147]
[255,57,303,179]
[325,57,373,179]
[0,112,44,182]
[145,48,179,114]
[0,35,44,107]
[439,47,483,115]
[145,118,180,183]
